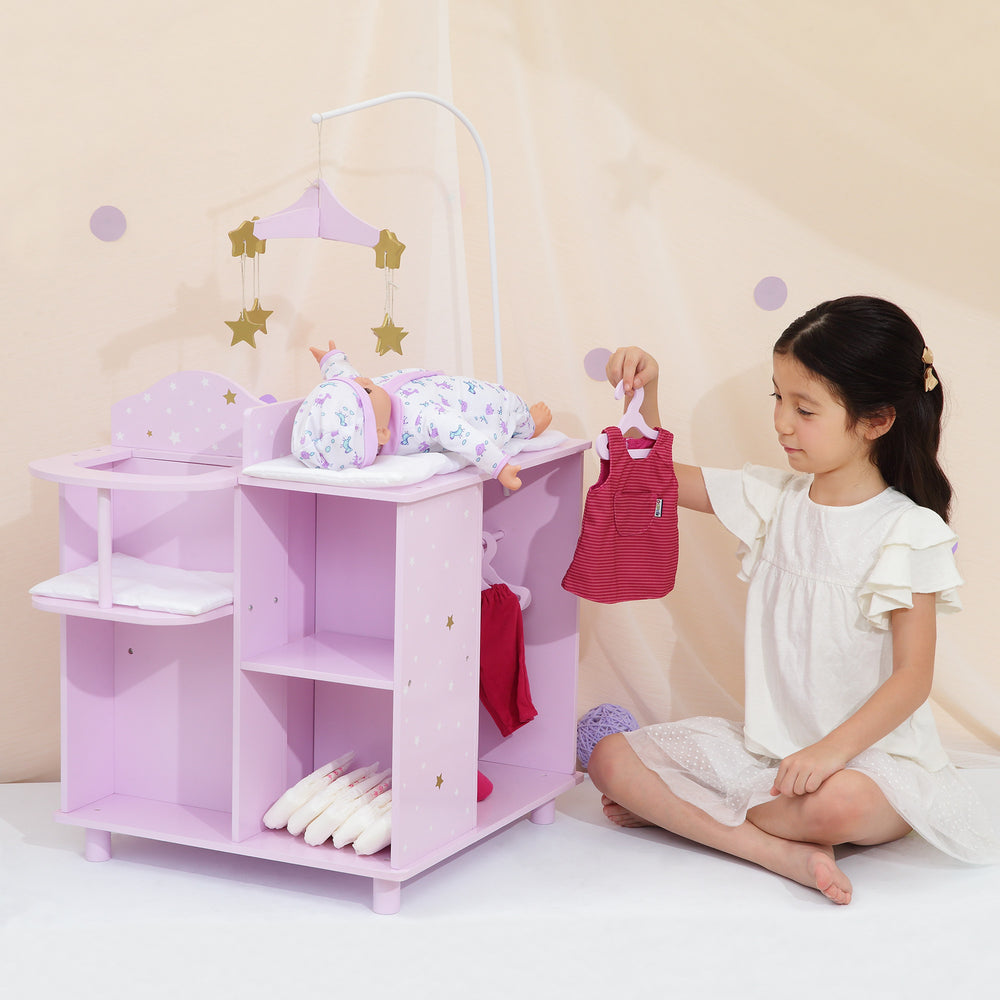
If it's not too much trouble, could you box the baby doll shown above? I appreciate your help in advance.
[293,340,552,490]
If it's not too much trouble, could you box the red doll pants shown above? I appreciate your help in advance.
[480,583,537,738]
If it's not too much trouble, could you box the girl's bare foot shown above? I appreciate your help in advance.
[603,793,853,904]
[601,794,652,828]
[807,849,853,904]
[776,842,853,905]
[529,402,552,437]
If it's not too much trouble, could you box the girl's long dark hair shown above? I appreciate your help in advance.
[773,296,952,521]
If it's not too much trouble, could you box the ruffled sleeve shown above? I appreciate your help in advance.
[858,506,963,630]
[702,464,797,581]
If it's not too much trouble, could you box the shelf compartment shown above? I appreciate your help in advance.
[241,631,394,687]
[61,616,234,817]
[56,794,233,847]
[58,763,581,885]
[238,762,581,880]
[233,671,394,843]
[31,554,234,623]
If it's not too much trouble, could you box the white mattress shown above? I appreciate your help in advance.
[28,553,233,615]
[242,429,568,488]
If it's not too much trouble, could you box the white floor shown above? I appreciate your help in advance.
[3,776,1000,999]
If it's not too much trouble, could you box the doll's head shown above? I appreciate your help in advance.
[295,377,392,471]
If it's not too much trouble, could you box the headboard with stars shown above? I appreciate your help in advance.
[110,370,264,460]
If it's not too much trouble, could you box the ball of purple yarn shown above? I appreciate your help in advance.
[577,703,638,767]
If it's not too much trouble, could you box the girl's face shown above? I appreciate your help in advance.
[771,353,881,486]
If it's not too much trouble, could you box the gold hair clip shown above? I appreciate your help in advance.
[922,347,938,392]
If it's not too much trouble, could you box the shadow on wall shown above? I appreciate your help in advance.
[653,363,781,720]
[3,478,62,782]
[95,274,311,384]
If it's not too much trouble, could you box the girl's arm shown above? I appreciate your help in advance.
[770,593,937,796]
[605,346,713,514]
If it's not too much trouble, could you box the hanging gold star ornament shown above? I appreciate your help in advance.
[245,298,273,334]
[372,313,408,357]
[226,310,260,347]
[371,230,408,356]
[225,218,274,348]
[373,229,405,269]
[228,218,267,258]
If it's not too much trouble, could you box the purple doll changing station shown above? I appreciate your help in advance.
[30,369,587,913]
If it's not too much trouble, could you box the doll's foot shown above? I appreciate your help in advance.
[529,403,552,437]
[601,794,652,828]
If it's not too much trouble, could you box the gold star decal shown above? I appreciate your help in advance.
[146,430,153,437]
[372,313,408,357]
[245,298,273,335]
[228,218,266,258]
[446,615,455,630]
[373,229,405,269]
[435,774,444,789]
[223,390,237,405]
[226,310,258,348]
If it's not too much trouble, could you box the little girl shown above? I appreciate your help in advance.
[588,295,999,905]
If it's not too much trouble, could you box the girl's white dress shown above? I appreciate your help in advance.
[624,465,1000,863]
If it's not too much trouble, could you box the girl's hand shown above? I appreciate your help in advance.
[770,742,849,797]
[606,346,659,394]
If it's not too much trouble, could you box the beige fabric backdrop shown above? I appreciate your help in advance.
[3,0,998,782]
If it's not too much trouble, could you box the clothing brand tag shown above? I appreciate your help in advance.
[654,498,663,518]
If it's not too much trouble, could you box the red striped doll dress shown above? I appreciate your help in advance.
[562,427,679,603]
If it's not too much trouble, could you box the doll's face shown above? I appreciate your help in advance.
[354,378,392,434]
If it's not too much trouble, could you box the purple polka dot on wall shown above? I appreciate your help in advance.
[584,347,612,382]
[754,276,787,311]
[90,205,127,242]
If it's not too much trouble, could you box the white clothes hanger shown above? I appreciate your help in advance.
[594,380,658,460]
[481,530,531,610]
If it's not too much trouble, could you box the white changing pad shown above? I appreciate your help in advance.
[242,429,568,489]
[30,553,234,615]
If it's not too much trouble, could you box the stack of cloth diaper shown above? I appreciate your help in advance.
[263,752,392,855]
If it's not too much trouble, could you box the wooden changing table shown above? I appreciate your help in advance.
[29,370,586,913]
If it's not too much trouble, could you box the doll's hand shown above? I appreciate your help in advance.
[498,463,523,491]
[606,346,659,395]
[770,742,848,797]
[309,339,337,365]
